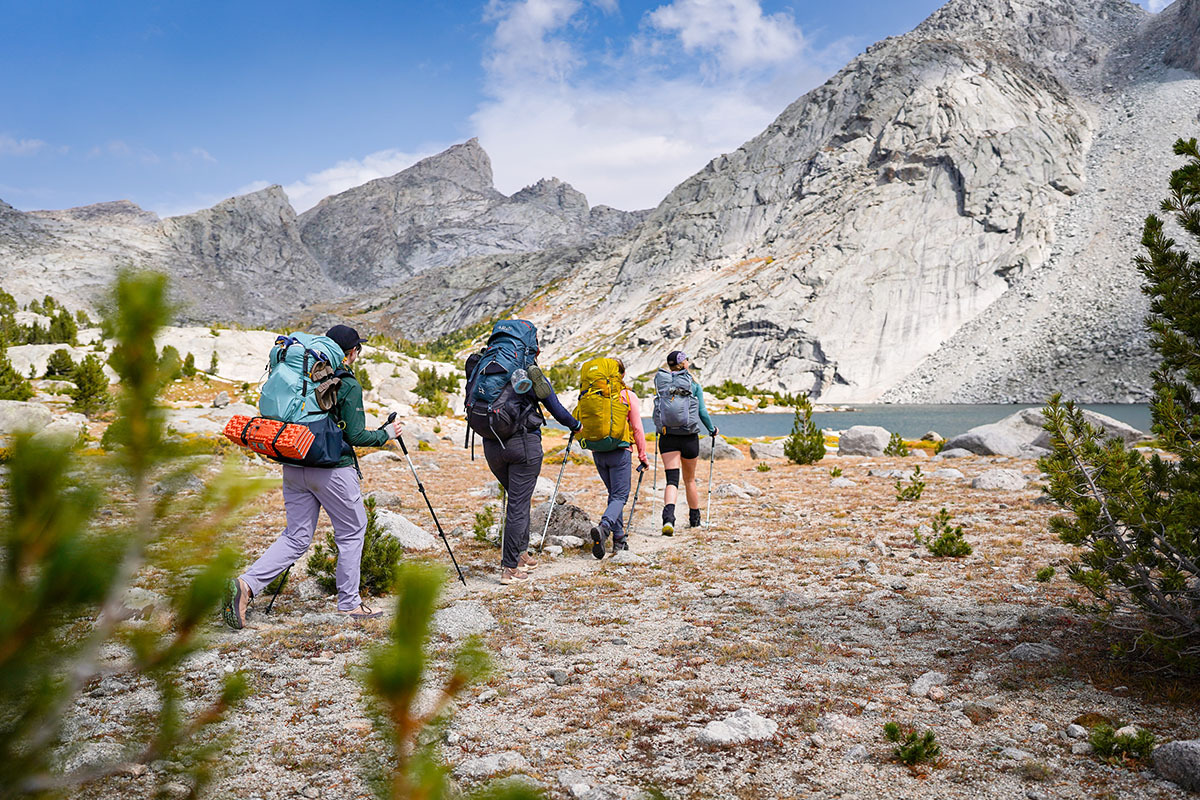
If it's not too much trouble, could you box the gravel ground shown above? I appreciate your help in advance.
[64,432,1197,799]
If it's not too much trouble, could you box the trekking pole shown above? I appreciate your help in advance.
[389,421,466,587]
[264,565,290,614]
[705,431,716,527]
[535,431,574,554]
[626,462,648,537]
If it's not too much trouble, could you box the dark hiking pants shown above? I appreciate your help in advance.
[483,430,543,569]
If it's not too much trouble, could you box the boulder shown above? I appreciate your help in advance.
[837,426,891,456]
[376,509,436,550]
[945,408,1143,457]
[1153,739,1200,792]
[696,709,777,746]
[698,436,745,460]
[0,400,53,435]
[1005,642,1062,662]
[933,448,974,459]
[750,440,786,460]
[929,468,965,480]
[529,500,593,544]
[908,671,947,698]
[211,391,230,408]
[942,426,1024,457]
[971,469,1026,490]
[33,413,88,444]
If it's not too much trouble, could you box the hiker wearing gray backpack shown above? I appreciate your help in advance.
[223,324,400,628]
[653,350,716,535]
[464,320,581,585]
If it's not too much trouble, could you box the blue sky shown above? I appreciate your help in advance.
[0,0,1171,217]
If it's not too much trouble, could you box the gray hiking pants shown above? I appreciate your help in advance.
[592,448,631,543]
[240,464,366,612]
[482,430,543,569]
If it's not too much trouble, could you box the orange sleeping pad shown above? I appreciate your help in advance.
[223,415,315,461]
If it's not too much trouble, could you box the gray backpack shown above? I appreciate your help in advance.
[653,368,700,434]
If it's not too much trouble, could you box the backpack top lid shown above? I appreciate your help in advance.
[655,366,693,395]
[580,357,623,395]
[259,332,346,423]
[271,332,345,371]
[487,319,539,355]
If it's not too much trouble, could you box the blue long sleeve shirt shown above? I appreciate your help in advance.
[693,380,715,436]
[531,382,580,431]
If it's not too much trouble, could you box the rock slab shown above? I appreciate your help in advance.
[696,709,778,746]
[1153,739,1200,792]
[838,426,891,456]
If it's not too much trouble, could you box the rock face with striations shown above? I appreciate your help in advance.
[297,139,645,288]
[329,0,1197,404]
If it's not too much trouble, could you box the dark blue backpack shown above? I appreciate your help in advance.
[464,320,542,441]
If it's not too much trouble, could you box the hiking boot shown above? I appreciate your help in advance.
[590,524,608,560]
[662,505,675,537]
[519,552,539,571]
[500,567,528,585]
[342,603,382,620]
[613,538,629,552]
[661,522,674,537]
[222,577,251,630]
[689,508,702,528]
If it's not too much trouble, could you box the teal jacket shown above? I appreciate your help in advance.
[334,374,388,468]
[692,380,715,436]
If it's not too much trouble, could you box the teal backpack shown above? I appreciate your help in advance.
[258,332,349,466]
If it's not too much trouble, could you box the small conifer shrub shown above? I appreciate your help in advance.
[44,348,76,378]
[884,431,910,457]
[0,349,33,401]
[306,496,402,596]
[916,508,972,557]
[181,351,197,377]
[1036,566,1056,582]
[895,466,925,501]
[68,353,110,415]
[474,505,497,543]
[883,721,941,765]
[784,395,825,465]
[829,466,843,478]
[208,350,219,374]
[756,461,771,472]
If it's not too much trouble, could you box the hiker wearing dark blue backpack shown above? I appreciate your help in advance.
[463,320,580,585]
[223,324,400,628]
[653,350,717,536]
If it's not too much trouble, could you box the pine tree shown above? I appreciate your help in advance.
[1040,138,1200,665]
[68,354,110,415]
[47,309,78,345]
[0,348,33,401]
[181,352,197,378]
[208,350,219,375]
[784,394,826,464]
[44,348,76,378]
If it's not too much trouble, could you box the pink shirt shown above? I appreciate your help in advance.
[621,387,648,462]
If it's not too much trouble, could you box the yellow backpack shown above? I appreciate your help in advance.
[575,357,631,452]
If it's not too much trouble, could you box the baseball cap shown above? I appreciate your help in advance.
[667,350,689,367]
[326,324,368,355]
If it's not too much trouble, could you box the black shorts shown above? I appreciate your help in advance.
[657,432,699,459]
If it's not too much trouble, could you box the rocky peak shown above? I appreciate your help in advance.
[37,200,160,227]
[510,178,590,216]
[391,137,496,195]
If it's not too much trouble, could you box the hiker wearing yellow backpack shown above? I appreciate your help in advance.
[576,358,648,558]
[653,350,717,535]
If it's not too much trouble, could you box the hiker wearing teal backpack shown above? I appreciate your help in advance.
[653,350,717,535]
[463,320,581,585]
[223,325,400,628]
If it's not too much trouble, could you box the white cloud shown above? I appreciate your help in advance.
[1146,0,1171,12]
[281,148,442,212]
[0,135,48,156]
[471,0,849,211]
[648,0,806,70]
